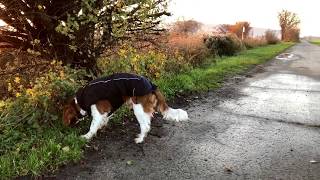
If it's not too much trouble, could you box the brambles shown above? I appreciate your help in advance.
[204,34,245,57]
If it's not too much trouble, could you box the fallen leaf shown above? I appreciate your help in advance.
[62,146,70,152]
[126,160,133,165]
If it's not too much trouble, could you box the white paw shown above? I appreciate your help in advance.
[164,108,189,122]
[176,109,189,122]
[134,136,144,144]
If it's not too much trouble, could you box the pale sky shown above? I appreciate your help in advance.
[167,0,320,37]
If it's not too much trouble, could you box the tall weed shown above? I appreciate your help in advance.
[244,37,268,49]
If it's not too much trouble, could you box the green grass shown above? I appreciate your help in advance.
[0,42,294,179]
[0,125,86,179]
[310,40,320,46]
[156,42,294,98]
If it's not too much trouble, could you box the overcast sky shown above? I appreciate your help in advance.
[166,0,319,36]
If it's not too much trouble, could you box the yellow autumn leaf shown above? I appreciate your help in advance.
[0,100,5,108]
[7,83,12,92]
[14,77,21,84]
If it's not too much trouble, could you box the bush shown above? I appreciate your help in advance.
[98,45,186,79]
[98,34,211,79]
[5,61,86,104]
[265,30,280,44]
[0,62,87,177]
[204,34,245,57]
[0,49,52,99]
[1,62,86,145]
[284,28,300,42]
[167,33,211,66]
[161,49,192,74]
[101,46,190,78]
[98,32,215,79]
[243,37,267,49]
[99,47,164,78]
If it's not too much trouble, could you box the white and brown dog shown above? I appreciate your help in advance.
[63,73,188,143]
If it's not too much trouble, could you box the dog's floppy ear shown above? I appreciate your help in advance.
[63,99,77,126]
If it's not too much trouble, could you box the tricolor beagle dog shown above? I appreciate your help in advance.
[63,73,188,143]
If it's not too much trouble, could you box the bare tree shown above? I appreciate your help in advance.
[230,21,251,39]
[216,22,251,39]
[216,24,232,34]
[171,20,202,35]
[278,10,300,41]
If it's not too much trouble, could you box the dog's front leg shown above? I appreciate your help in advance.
[81,104,108,140]
[132,103,151,143]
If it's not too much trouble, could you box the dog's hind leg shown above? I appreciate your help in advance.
[81,104,109,140]
[132,103,151,143]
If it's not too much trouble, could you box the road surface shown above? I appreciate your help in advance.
[56,41,320,180]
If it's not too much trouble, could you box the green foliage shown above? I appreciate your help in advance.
[0,63,87,178]
[2,62,86,126]
[204,34,245,57]
[0,0,170,72]
[98,44,191,78]
[310,40,320,46]
[0,129,85,179]
[53,0,170,71]
[156,43,294,98]
[98,46,165,78]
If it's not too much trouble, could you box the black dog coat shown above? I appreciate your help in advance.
[75,73,157,113]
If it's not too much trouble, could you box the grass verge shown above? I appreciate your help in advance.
[0,42,294,179]
[156,42,294,98]
[310,40,320,46]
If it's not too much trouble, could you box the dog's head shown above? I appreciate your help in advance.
[63,98,79,126]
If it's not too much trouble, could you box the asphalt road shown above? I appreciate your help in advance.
[56,41,320,180]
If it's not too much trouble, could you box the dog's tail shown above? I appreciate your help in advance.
[153,90,189,122]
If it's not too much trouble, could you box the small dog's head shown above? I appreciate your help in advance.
[63,98,79,126]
